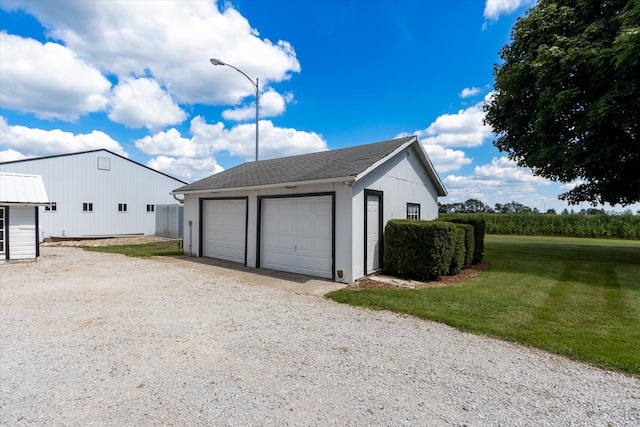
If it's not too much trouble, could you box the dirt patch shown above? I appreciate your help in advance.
[349,262,490,290]
[41,235,178,248]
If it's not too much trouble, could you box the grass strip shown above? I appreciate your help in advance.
[84,240,184,257]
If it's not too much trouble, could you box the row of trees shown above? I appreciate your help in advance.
[438,199,638,216]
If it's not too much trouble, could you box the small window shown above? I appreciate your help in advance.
[45,202,57,212]
[118,203,128,212]
[407,203,420,220]
[146,204,155,212]
[83,202,94,212]
[98,156,111,170]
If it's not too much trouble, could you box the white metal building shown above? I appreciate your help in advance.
[173,136,447,283]
[0,150,186,241]
[1,173,50,261]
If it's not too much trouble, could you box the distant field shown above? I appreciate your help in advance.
[327,235,640,377]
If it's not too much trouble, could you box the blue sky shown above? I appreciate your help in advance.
[1,0,636,213]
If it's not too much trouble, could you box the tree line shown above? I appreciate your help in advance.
[438,199,639,216]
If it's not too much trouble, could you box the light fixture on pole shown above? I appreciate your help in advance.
[210,58,259,161]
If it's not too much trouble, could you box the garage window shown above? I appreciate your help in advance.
[407,203,420,220]
[118,203,128,212]
[45,202,57,212]
[82,202,93,212]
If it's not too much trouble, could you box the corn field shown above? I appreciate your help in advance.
[441,213,640,240]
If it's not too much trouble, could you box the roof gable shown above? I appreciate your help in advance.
[174,136,447,194]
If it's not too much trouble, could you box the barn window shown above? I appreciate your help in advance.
[83,202,93,212]
[45,202,57,212]
[118,203,128,212]
[146,204,155,212]
[406,203,420,220]
[97,156,111,170]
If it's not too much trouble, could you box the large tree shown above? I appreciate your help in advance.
[484,0,640,206]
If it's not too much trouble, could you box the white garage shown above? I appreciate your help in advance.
[259,195,334,279]
[201,198,247,264]
[174,136,448,283]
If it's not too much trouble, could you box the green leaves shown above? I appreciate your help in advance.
[485,0,640,206]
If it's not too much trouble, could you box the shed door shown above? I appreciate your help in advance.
[202,199,247,264]
[0,207,5,260]
[366,194,382,273]
[8,206,37,260]
[261,196,333,279]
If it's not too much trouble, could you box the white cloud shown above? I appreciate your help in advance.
[0,149,29,163]
[422,144,472,173]
[405,93,496,152]
[415,102,493,148]
[137,116,327,181]
[0,116,126,157]
[135,128,206,159]
[0,32,110,120]
[442,156,551,206]
[459,87,481,98]
[108,78,186,132]
[5,1,301,108]
[222,89,293,121]
[147,155,224,184]
[484,0,533,21]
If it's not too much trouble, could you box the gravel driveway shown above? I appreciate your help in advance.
[1,247,638,426]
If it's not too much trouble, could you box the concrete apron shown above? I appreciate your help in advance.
[177,256,347,297]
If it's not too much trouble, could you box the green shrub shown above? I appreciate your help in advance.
[440,215,485,263]
[384,220,457,280]
[448,226,466,275]
[455,223,475,267]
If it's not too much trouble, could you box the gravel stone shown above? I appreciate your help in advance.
[1,247,639,426]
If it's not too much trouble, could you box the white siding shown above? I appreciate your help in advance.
[0,151,184,240]
[351,145,442,280]
[8,207,37,260]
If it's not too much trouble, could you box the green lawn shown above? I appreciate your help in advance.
[327,235,640,376]
[84,240,184,257]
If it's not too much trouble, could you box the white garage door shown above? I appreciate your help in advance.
[261,196,333,279]
[202,199,246,264]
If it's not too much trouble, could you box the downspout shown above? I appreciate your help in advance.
[173,194,184,203]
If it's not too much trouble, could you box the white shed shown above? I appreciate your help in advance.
[0,150,186,241]
[173,136,447,283]
[0,173,50,261]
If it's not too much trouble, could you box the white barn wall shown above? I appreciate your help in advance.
[0,151,184,239]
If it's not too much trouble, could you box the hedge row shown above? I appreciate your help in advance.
[439,214,485,263]
[442,213,640,240]
[384,218,484,281]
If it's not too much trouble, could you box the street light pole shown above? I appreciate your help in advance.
[210,58,259,161]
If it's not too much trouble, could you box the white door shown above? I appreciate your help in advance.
[8,206,37,260]
[366,194,381,273]
[0,207,5,260]
[202,199,246,264]
[261,196,333,279]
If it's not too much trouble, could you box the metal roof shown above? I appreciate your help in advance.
[173,136,446,196]
[0,173,50,205]
[0,149,187,184]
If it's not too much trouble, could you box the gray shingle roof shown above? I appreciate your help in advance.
[174,136,419,193]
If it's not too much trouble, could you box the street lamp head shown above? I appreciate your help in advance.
[210,58,225,66]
